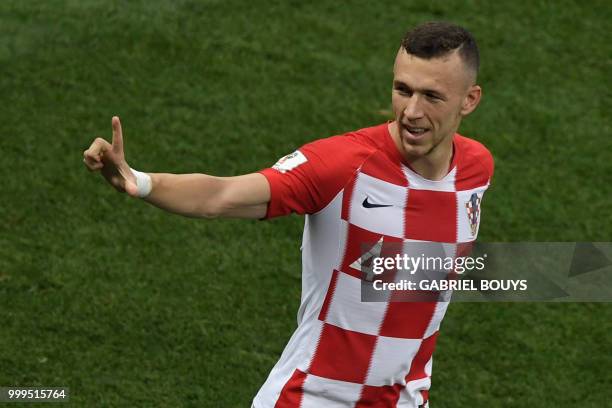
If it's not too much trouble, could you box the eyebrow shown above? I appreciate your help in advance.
[393,80,447,100]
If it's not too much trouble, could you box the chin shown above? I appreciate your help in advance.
[401,141,431,159]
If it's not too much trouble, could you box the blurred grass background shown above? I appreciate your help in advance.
[1,0,610,406]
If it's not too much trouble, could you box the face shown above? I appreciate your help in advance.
[391,48,481,160]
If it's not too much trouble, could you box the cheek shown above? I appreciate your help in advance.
[391,95,404,116]
[431,106,459,129]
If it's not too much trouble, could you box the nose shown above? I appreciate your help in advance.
[403,95,424,120]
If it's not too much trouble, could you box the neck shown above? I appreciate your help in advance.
[388,121,455,181]
[407,150,453,180]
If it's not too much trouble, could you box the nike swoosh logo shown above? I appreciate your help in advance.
[362,197,392,208]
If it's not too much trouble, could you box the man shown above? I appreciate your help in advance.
[84,21,493,408]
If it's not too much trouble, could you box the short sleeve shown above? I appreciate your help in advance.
[259,134,375,219]
[482,149,494,182]
[454,135,495,190]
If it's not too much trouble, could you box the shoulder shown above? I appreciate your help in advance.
[259,125,386,217]
[300,125,382,159]
[292,125,383,175]
[455,134,494,180]
[454,134,494,189]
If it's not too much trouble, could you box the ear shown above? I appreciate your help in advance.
[460,85,482,116]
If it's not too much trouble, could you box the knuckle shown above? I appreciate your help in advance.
[94,137,109,148]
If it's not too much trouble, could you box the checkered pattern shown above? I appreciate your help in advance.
[254,124,493,408]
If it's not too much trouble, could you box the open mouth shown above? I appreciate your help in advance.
[402,125,430,140]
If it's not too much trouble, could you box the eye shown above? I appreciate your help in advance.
[425,93,441,102]
[395,86,412,96]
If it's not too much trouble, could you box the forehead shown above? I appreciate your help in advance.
[393,48,470,94]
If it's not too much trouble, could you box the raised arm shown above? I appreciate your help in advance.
[83,117,270,219]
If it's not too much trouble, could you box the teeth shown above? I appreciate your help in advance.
[408,128,426,133]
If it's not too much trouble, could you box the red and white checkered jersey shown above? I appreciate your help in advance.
[253,123,494,408]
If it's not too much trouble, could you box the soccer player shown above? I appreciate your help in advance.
[83,21,493,408]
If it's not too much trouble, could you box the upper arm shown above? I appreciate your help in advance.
[215,173,271,219]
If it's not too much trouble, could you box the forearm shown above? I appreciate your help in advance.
[83,118,269,219]
[141,172,270,219]
[142,173,223,218]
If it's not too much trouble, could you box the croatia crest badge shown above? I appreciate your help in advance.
[465,193,481,236]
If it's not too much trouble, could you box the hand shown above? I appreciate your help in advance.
[83,116,139,197]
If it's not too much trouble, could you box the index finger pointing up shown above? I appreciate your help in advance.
[111,116,124,154]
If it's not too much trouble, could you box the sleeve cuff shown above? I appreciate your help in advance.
[258,168,282,219]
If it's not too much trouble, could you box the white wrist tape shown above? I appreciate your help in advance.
[129,168,153,198]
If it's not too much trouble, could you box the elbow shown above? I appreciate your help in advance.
[196,196,231,219]
[199,211,220,219]
[197,204,223,219]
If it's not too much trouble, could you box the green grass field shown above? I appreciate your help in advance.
[1,0,611,406]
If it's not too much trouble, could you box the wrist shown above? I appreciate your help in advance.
[129,168,153,198]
